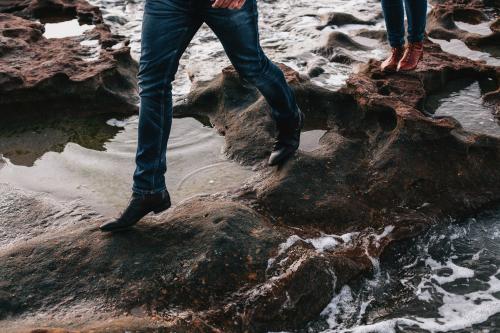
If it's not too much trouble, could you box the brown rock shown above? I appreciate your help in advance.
[0,1,138,121]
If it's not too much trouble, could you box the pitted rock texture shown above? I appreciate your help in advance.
[175,41,500,233]
[427,0,500,52]
[0,0,103,24]
[0,185,383,333]
[1,2,500,333]
[0,0,138,120]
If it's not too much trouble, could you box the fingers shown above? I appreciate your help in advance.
[212,0,246,9]
[231,0,246,9]
[212,0,229,8]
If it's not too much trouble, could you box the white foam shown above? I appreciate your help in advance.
[323,264,500,333]
[424,258,475,285]
[267,232,360,269]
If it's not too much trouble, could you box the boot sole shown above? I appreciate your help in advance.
[100,202,171,232]
[153,201,172,214]
[100,225,135,232]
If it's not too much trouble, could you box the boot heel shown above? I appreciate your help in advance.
[153,202,171,214]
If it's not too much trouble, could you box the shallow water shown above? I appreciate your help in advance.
[429,38,500,67]
[43,19,94,38]
[304,209,500,333]
[455,21,493,36]
[425,79,499,138]
[0,116,253,216]
[1,0,388,215]
[299,130,327,152]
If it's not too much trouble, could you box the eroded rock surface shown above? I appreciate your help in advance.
[1,1,500,333]
[427,0,499,53]
[0,0,138,120]
[176,41,500,232]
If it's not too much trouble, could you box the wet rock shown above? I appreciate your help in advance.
[175,40,500,233]
[491,17,500,32]
[254,44,500,229]
[484,88,500,118]
[317,12,374,30]
[0,184,377,332]
[0,185,283,317]
[306,58,327,78]
[232,240,371,332]
[427,1,499,52]
[355,28,388,42]
[328,48,358,64]
[317,31,371,54]
[0,0,138,120]
[0,0,102,24]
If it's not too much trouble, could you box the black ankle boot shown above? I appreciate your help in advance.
[268,110,304,166]
[100,191,171,232]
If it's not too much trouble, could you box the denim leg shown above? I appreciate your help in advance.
[405,0,427,43]
[133,0,202,195]
[203,0,299,126]
[381,0,405,47]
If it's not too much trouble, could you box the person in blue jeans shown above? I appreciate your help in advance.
[380,0,427,72]
[100,0,303,232]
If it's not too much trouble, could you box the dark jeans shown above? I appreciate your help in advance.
[133,0,299,194]
[381,0,427,47]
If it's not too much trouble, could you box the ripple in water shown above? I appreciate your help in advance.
[0,117,253,216]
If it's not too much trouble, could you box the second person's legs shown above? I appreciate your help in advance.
[381,0,405,48]
[404,0,427,44]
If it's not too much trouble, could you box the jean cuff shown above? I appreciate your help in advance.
[407,35,425,43]
[132,186,167,196]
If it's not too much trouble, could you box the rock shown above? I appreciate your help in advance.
[0,182,386,332]
[0,185,282,319]
[317,12,374,30]
[355,28,388,42]
[328,48,358,64]
[484,88,500,118]
[318,31,371,53]
[0,0,102,24]
[175,40,500,232]
[426,0,499,52]
[0,0,138,121]
[314,31,371,63]
[2,3,500,332]
[305,58,328,78]
[491,17,500,32]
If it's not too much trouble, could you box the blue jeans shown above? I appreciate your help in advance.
[133,0,299,194]
[381,0,427,47]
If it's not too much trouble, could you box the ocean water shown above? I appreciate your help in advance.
[307,210,500,333]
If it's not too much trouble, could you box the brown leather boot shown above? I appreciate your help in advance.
[397,42,424,72]
[380,47,404,72]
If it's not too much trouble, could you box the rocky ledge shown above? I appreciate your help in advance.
[0,0,138,120]
[1,34,499,331]
[1,0,500,331]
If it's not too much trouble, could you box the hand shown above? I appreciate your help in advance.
[211,0,246,10]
